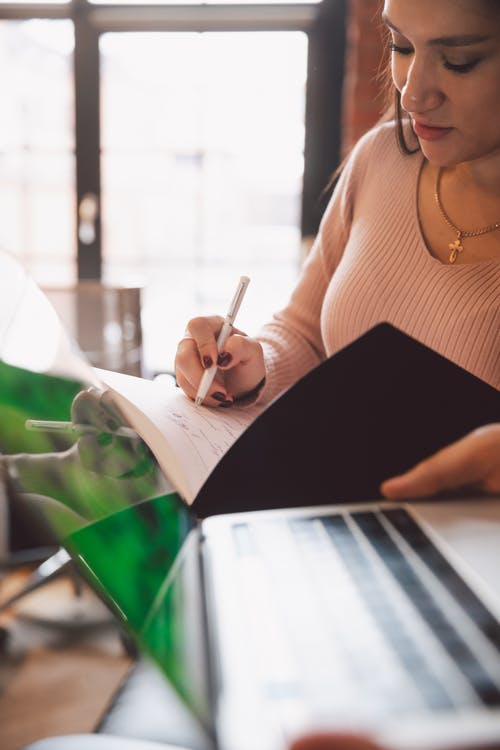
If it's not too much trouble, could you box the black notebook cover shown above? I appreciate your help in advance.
[192,323,499,517]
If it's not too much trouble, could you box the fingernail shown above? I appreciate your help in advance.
[219,399,233,408]
[212,392,227,402]
[217,352,232,367]
[202,356,213,369]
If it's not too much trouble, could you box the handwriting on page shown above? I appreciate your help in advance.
[143,388,264,501]
[100,370,265,503]
[164,396,262,470]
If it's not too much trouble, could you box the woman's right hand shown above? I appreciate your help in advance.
[174,315,266,407]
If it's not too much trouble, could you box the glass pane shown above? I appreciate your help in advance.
[0,20,76,285]
[101,31,307,374]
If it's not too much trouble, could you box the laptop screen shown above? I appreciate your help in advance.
[0,252,212,730]
[0,251,164,552]
[66,495,213,732]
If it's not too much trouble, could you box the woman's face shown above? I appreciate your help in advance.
[383,0,500,167]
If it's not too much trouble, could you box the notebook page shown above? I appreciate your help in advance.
[99,370,264,504]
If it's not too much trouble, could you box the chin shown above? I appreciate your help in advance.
[418,139,466,167]
[419,147,458,167]
[419,135,500,168]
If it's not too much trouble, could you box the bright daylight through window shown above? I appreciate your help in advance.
[101,31,308,373]
[0,18,308,375]
[0,20,75,284]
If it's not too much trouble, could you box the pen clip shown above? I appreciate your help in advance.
[227,276,250,324]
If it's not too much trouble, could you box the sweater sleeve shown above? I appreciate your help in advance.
[256,128,373,403]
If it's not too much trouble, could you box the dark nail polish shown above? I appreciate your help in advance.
[202,355,213,369]
[219,399,233,408]
[212,392,227,402]
[217,352,232,367]
[107,418,119,432]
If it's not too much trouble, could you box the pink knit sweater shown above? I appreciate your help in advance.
[258,122,500,403]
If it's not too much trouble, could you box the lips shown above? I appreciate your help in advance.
[412,119,454,142]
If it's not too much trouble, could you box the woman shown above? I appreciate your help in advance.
[175,0,500,498]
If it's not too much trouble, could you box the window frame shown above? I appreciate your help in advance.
[0,0,346,279]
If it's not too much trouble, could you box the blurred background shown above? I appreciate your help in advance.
[0,0,386,377]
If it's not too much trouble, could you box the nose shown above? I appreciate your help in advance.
[400,56,444,114]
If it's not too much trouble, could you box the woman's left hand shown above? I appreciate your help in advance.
[381,424,500,499]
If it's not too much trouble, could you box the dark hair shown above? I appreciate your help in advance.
[389,0,500,151]
[325,0,500,194]
[393,88,420,156]
[323,13,421,196]
[324,47,417,196]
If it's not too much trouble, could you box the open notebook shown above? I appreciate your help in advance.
[1,248,497,521]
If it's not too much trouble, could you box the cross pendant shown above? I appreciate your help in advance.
[448,238,464,264]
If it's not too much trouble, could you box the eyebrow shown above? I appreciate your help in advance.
[382,14,491,47]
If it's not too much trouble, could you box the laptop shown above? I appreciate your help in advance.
[67,491,500,750]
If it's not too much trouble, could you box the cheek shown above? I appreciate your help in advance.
[473,112,500,149]
[452,79,500,134]
[450,90,500,157]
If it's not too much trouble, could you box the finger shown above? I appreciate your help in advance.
[214,333,257,367]
[176,369,231,407]
[174,369,198,400]
[381,452,465,499]
[175,336,222,397]
[176,327,235,404]
[216,335,266,398]
[380,430,492,498]
[186,316,225,370]
[197,366,233,406]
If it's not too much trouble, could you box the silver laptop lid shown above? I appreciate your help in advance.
[202,500,500,750]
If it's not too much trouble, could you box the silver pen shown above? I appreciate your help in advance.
[195,276,250,407]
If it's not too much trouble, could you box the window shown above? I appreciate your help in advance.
[0,19,75,283]
[0,0,345,373]
[101,30,307,370]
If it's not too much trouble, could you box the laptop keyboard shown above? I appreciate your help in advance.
[231,508,500,724]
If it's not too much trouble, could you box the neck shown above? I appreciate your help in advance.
[450,153,500,196]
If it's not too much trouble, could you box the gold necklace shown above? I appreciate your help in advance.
[434,167,500,264]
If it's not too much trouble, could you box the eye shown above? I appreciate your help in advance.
[443,58,480,74]
[390,43,413,56]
